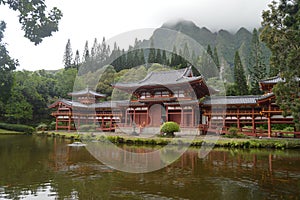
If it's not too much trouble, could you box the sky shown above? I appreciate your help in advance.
[0,0,272,71]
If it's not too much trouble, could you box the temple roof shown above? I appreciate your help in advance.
[49,99,121,109]
[68,88,106,98]
[114,67,201,89]
[258,92,275,100]
[202,95,261,105]
[259,76,283,84]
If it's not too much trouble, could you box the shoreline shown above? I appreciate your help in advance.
[35,131,300,150]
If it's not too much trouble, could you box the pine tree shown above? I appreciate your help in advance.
[249,28,267,95]
[91,38,98,59]
[82,41,90,63]
[207,45,213,59]
[147,39,156,64]
[63,39,73,69]
[233,51,248,95]
[156,49,162,64]
[213,47,220,69]
[162,50,168,65]
[74,50,80,69]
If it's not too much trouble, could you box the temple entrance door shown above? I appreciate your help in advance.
[149,104,165,126]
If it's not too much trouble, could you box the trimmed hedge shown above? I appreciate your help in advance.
[160,122,180,137]
[0,123,35,134]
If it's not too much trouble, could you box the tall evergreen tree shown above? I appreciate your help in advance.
[249,28,267,95]
[91,38,99,59]
[162,50,168,65]
[156,49,162,64]
[74,50,81,69]
[63,39,73,69]
[147,39,156,64]
[233,51,248,95]
[82,41,90,63]
[207,45,213,59]
[213,47,220,69]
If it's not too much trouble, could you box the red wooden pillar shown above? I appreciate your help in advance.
[268,114,271,138]
[251,106,256,135]
[237,106,240,129]
[166,106,169,122]
[68,115,71,132]
[125,109,128,126]
[181,107,184,127]
[191,106,194,127]
[146,106,149,125]
[110,116,113,131]
[133,108,136,125]
[55,117,58,131]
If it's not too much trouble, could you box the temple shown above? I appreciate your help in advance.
[49,67,298,137]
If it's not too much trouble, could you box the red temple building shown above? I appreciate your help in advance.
[49,67,298,137]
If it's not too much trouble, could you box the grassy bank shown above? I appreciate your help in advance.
[40,131,300,150]
[0,128,25,135]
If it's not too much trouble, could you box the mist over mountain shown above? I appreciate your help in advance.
[152,20,271,69]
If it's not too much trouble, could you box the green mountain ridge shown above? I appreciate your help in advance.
[153,20,270,69]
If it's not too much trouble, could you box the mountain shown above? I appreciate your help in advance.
[149,20,270,71]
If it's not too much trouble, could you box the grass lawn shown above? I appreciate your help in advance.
[0,128,24,135]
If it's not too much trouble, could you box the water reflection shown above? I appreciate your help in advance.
[0,135,300,199]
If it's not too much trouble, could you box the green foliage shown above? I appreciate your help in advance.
[160,122,180,137]
[147,63,170,73]
[228,127,239,136]
[36,123,48,131]
[63,39,73,69]
[0,21,17,107]
[233,51,248,95]
[0,122,34,134]
[0,0,62,45]
[249,28,267,95]
[261,0,300,130]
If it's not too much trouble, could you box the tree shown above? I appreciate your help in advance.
[156,49,162,64]
[63,39,73,69]
[74,50,81,69]
[0,1,61,121]
[197,51,218,78]
[82,41,90,63]
[233,51,248,95]
[0,0,62,45]
[249,28,267,95]
[213,47,220,69]
[147,39,156,64]
[261,0,300,130]
[0,22,18,108]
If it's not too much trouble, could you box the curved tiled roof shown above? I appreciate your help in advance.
[259,76,283,84]
[49,99,125,109]
[203,95,261,105]
[68,88,106,98]
[114,67,202,88]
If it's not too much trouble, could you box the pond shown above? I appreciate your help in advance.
[0,135,300,199]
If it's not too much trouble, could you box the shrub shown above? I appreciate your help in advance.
[228,127,239,136]
[160,122,180,137]
[36,123,48,131]
[0,122,34,134]
[48,121,56,130]
[283,126,294,132]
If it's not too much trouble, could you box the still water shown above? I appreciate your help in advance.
[0,135,300,200]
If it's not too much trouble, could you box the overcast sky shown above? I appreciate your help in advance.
[0,0,272,71]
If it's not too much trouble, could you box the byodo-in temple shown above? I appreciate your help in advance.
[49,67,299,137]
